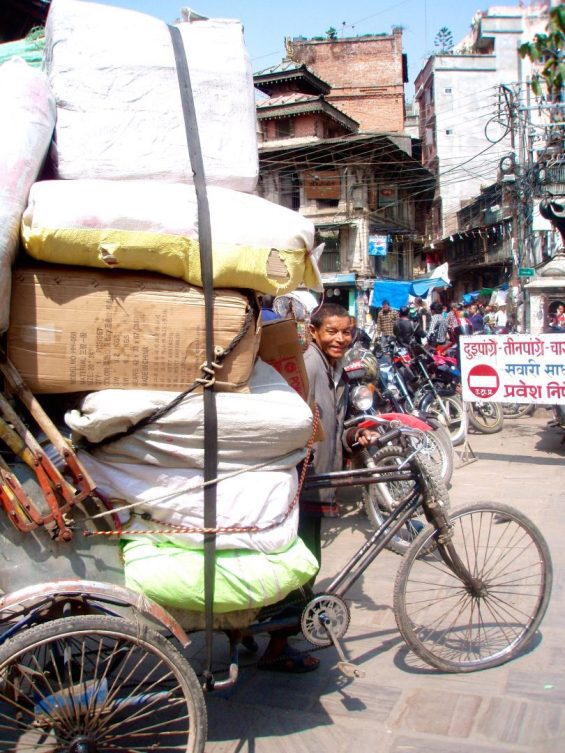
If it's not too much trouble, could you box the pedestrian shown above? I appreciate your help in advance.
[394,306,423,346]
[494,303,507,331]
[427,301,449,346]
[482,305,496,334]
[446,302,462,340]
[260,294,280,322]
[549,304,565,332]
[349,315,372,348]
[257,303,376,673]
[414,297,430,331]
[375,299,398,339]
[469,304,484,333]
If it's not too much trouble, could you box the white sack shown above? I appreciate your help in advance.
[66,359,312,471]
[45,0,258,190]
[0,58,55,333]
[79,453,299,553]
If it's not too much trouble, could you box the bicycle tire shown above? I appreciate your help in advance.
[363,446,449,556]
[467,402,504,434]
[0,614,207,752]
[393,502,552,672]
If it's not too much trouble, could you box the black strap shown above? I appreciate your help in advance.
[169,24,218,689]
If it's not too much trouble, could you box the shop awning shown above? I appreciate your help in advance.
[372,277,450,309]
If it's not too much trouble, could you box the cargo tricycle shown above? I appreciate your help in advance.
[0,357,552,753]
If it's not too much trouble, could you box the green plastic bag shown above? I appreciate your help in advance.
[122,537,319,613]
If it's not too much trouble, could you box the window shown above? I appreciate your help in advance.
[444,87,452,95]
[316,229,341,273]
[446,129,453,135]
[279,169,300,211]
[276,119,293,139]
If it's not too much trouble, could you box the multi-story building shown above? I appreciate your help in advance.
[255,58,434,314]
[414,3,550,297]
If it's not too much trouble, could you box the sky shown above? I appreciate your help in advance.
[92,0,532,97]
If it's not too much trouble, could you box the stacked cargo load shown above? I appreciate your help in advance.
[2,0,323,616]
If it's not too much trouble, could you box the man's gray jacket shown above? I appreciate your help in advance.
[302,342,349,514]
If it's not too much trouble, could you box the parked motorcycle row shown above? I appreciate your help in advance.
[341,332,536,555]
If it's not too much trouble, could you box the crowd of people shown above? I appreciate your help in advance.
[371,296,514,348]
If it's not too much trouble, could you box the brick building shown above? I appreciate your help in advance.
[287,29,407,134]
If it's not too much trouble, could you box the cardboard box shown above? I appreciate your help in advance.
[8,266,260,393]
[259,318,309,402]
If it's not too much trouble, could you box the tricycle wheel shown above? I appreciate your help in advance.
[0,614,207,752]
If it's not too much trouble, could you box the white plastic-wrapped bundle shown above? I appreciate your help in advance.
[45,0,258,191]
[65,359,312,472]
[21,179,322,294]
[79,451,300,554]
[0,58,55,333]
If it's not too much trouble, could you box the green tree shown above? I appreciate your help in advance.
[326,26,338,40]
[434,27,453,54]
[519,6,564,101]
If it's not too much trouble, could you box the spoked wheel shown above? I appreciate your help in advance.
[363,445,449,556]
[410,419,454,485]
[502,403,535,419]
[419,394,467,446]
[394,502,552,672]
[0,615,207,752]
[467,401,504,434]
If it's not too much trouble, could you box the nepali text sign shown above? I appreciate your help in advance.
[460,334,565,404]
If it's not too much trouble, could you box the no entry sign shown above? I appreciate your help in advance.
[460,334,565,404]
[467,363,500,399]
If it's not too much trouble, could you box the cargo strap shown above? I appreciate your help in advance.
[77,303,254,453]
[169,23,217,690]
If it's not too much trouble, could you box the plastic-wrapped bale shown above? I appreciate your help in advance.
[21,179,322,295]
[77,456,300,553]
[121,537,319,613]
[45,0,258,191]
[66,359,313,472]
[0,59,55,333]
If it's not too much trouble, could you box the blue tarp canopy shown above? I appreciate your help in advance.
[372,277,450,309]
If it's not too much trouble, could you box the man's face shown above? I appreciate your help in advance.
[311,315,352,363]
[382,303,390,313]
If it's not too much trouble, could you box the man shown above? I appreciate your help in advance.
[349,315,372,348]
[495,303,507,331]
[469,304,484,333]
[394,306,418,346]
[375,299,398,338]
[258,303,375,673]
[260,294,280,322]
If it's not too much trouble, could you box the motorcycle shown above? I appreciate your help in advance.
[430,346,504,435]
[345,344,454,486]
[343,347,453,554]
[389,341,467,447]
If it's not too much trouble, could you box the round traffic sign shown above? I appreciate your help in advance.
[467,363,500,399]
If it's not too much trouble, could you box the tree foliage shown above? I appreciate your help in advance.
[434,27,454,54]
[325,27,338,40]
[519,6,565,101]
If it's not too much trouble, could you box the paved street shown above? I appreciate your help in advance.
[189,410,565,753]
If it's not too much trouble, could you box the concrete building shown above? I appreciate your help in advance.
[414,3,549,298]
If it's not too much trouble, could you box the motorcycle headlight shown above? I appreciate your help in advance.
[351,384,374,411]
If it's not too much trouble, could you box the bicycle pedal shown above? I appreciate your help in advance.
[337,661,365,679]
